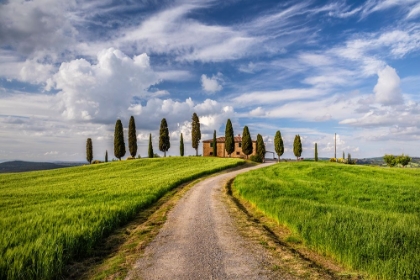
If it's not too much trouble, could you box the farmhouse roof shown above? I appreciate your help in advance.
[202,136,255,143]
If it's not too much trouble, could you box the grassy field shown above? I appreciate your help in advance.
[0,157,243,280]
[233,162,420,280]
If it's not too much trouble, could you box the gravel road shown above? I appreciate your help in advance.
[126,163,295,280]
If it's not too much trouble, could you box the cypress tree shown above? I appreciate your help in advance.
[241,126,253,159]
[128,116,137,158]
[293,134,302,160]
[213,130,217,156]
[256,134,266,163]
[225,119,234,157]
[105,150,108,162]
[315,143,318,162]
[86,138,93,164]
[148,134,154,158]
[274,130,284,163]
[180,133,184,156]
[343,151,345,160]
[191,112,201,156]
[159,118,170,157]
[114,119,126,160]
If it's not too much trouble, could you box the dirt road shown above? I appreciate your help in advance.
[126,163,295,280]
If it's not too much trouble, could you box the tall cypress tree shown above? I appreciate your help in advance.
[212,130,217,156]
[128,116,137,158]
[114,119,126,160]
[241,126,253,159]
[191,112,201,156]
[256,134,266,163]
[86,138,93,164]
[293,134,302,160]
[105,150,108,162]
[315,143,318,162]
[159,118,170,157]
[180,133,184,156]
[274,130,284,163]
[148,133,154,158]
[225,119,234,157]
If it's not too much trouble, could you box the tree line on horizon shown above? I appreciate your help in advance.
[85,113,305,164]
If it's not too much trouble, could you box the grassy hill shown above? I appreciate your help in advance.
[233,162,420,280]
[0,157,243,279]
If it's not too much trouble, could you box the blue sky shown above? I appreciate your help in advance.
[0,0,419,161]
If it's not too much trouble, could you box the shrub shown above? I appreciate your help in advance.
[92,160,102,164]
[396,154,411,167]
[383,154,397,167]
[330,158,337,162]
[250,155,263,163]
[126,157,136,160]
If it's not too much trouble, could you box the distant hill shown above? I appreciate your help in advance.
[0,161,83,173]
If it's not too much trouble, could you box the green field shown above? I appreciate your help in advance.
[233,162,420,280]
[0,157,243,280]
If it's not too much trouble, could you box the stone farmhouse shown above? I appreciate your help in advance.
[202,135,257,158]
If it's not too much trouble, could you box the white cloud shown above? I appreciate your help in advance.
[48,48,160,122]
[374,65,403,105]
[249,107,265,117]
[201,73,223,93]
[407,3,420,19]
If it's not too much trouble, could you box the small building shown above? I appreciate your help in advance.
[202,136,257,158]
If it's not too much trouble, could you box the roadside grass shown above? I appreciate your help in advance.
[233,161,420,280]
[0,157,243,280]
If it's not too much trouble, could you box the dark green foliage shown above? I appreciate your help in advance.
[293,134,302,160]
[225,119,234,157]
[241,126,253,159]
[274,130,284,162]
[213,130,217,156]
[315,143,318,162]
[159,118,170,157]
[180,133,184,156]
[128,116,137,158]
[105,150,108,162]
[250,155,263,163]
[397,154,411,167]
[343,151,345,159]
[148,134,153,158]
[256,134,266,162]
[384,154,397,167]
[114,119,126,160]
[86,138,93,164]
[191,112,201,156]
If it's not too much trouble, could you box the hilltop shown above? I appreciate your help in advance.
[0,160,83,173]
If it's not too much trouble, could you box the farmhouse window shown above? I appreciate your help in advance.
[238,143,242,147]
[236,152,240,155]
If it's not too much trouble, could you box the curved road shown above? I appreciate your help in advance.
[126,163,294,280]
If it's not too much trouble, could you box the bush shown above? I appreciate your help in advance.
[126,157,136,160]
[250,155,263,163]
[397,154,411,167]
[330,158,337,162]
[383,154,397,167]
[92,160,103,164]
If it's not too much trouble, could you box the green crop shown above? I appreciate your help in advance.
[233,162,420,280]
[0,157,243,279]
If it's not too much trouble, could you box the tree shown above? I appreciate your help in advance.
[159,118,170,157]
[397,154,411,167]
[212,130,217,157]
[105,150,108,162]
[148,134,154,158]
[114,119,126,160]
[314,143,318,162]
[86,138,93,164]
[274,130,284,162]
[293,135,302,160]
[128,116,137,158]
[383,154,397,167]
[241,126,253,159]
[256,134,266,163]
[342,151,345,160]
[225,119,234,157]
[180,133,184,156]
[191,112,201,156]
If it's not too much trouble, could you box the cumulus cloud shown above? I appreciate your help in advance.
[201,73,223,93]
[374,65,403,105]
[48,48,160,122]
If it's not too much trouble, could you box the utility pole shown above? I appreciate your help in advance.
[334,133,336,159]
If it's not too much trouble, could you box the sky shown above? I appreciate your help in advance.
[0,0,419,162]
